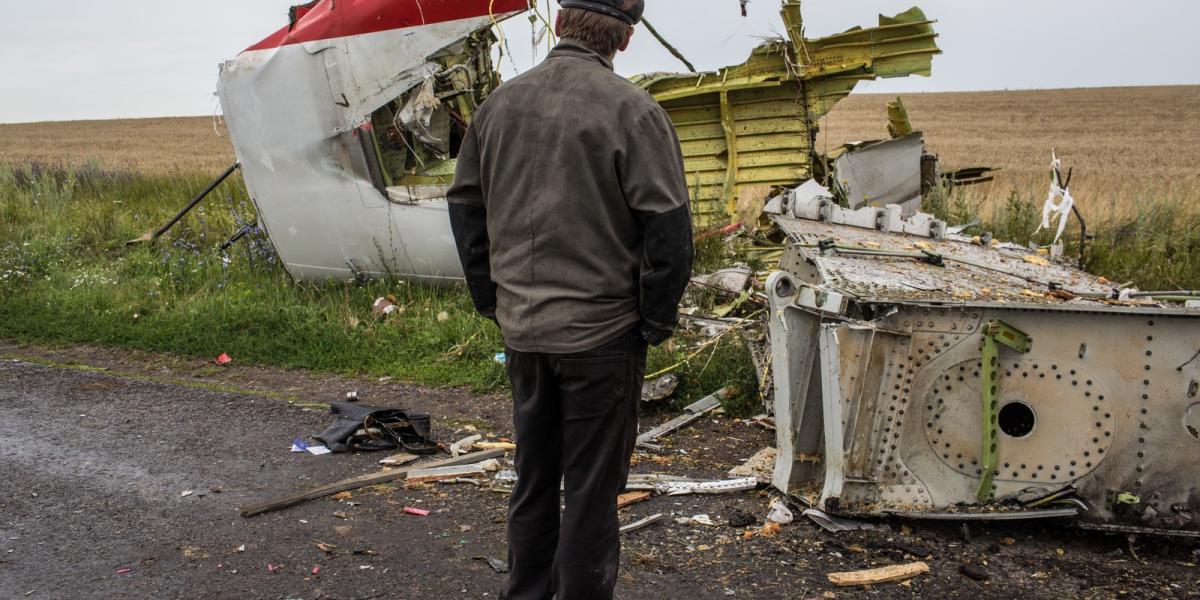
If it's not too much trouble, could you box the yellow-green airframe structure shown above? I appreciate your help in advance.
[634,2,941,225]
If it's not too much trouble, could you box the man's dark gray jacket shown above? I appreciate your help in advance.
[447,40,694,354]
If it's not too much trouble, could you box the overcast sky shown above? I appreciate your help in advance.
[2,0,1197,123]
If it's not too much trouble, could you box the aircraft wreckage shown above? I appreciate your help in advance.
[218,1,1200,535]
[765,189,1200,536]
[217,0,942,281]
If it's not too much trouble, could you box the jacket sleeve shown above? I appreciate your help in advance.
[447,123,498,320]
[618,106,695,346]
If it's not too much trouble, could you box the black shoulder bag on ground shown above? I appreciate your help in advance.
[313,401,439,454]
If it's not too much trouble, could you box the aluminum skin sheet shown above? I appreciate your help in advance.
[772,214,1115,306]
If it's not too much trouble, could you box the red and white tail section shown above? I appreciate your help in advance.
[217,0,528,283]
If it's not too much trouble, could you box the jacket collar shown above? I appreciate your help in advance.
[547,39,614,71]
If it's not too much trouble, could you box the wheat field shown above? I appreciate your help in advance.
[2,85,1197,217]
[821,85,1200,220]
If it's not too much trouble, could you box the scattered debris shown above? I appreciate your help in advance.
[475,441,516,451]
[728,447,777,484]
[624,474,758,496]
[828,562,930,587]
[960,563,990,581]
[803,509,885,533]
[749,414,776,431]
[493,352,507,366]
[450,434,483,457]
[181,490,194,498]
[478,458,503,472]
[379,452,420,467]
[240,449,505,517]
[620,513,666,535]
[371,297,400,318]
[406,464,487,484]
[115,568,132,575]
[758,521,782,538]
[314,541,338,554]
[659,477,758,497]
[641,373,680,403]
[267,563,280,574]
[767,498,794,525]
[724,507,758,528]
[684,514,716,527]
[693,266,754,295]
[403,507,431,517]
[617,491,652,510]
[475,556,510,574]
[636,389,725,450]
[214,353,232,366]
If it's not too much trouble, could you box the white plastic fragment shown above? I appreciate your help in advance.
[450,434,483,457]
[1035,151,1076,245]
[767,498,794,525]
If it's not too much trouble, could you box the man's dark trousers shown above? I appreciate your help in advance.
[502,328,647,600]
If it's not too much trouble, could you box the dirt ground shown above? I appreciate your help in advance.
[2,340,1198,599]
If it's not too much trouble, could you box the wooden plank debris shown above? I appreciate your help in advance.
[475,441,517,451]
[827,562,930,587]
[239,449,505,518]
[406,464,487,483]
[636,389,726,450]
[617,491,652,509]
[379,453,420,466]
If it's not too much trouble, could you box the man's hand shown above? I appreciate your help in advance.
[640,324,672,346]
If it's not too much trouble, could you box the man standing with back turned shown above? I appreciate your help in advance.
[447,1,694,598]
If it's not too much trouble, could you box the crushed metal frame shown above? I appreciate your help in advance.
[767,213,1200,535]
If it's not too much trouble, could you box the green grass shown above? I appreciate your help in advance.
[0,163,757,412]
[10,163,1189,419]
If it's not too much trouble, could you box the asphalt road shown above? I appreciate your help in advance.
[2,355,1197,600]
[0,358,521,599]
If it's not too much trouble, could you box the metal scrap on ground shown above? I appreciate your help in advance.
[636,389,726,451]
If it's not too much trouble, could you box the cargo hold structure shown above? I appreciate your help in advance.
[764,193,1200,536]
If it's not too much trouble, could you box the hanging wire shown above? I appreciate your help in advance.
[489,0,520,73]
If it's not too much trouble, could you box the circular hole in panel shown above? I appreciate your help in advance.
[999,402,1036,438]
[1184,403,1200,441]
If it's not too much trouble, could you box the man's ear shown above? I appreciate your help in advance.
[618,25,634,52]
[554,11,563,38]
